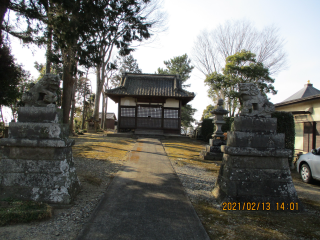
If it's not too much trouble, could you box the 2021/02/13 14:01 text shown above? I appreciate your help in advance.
[222,202,299,211]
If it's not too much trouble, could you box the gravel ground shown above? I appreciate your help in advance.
[0,157,126,240]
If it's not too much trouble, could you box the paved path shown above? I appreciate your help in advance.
[77,138,210,240]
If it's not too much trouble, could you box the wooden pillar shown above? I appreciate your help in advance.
[313,121,317,149]
[135,103,138,129]
[118,99,121,130]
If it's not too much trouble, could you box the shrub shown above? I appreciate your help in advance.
[0,199,52,226]
[271,111,295,165]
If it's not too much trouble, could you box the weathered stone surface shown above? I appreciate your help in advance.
[212,84,300,211]
[227,132,285,149]
[239,83,275,117]
[1,147,72,161]
[0,104,80,205]
[224,155,289,169]
[0,138,75,148]
[200,150,223,160]
[233,116,277,133]
[9,122,69,139]
[209,139,225,147]
[18,107,63,123]
[21,74,60,107]
[221,146,292,157]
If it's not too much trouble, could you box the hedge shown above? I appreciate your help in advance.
[271,111,295,165]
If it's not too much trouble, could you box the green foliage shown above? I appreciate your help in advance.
[0,199,52,226]
[0,45,22,108]
[156,54,196,128]
[201,119,214,142]
[157,54,194,87]
[201,104,215,120]
[110,54,142,87]
[205,50,276,116]
[181,104,197,129]
[271,111,295,164]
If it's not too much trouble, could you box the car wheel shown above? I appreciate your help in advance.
[300,163,312,183]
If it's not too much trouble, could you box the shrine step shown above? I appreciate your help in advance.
[134,129,164,135]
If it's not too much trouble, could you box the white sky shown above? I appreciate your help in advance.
[4,0,320,123]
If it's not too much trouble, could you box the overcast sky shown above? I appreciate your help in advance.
[5,0,320,123]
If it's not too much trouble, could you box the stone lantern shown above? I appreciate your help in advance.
[200,99,228,160]
[211,99,229,140]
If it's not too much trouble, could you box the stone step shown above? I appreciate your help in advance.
[134,129,164,135]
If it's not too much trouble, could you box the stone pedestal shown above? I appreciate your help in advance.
[200,139,225,160]
[213,116,301,211]
[0,107,81,204]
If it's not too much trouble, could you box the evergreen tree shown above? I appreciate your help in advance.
[157,54,196,129]
[201,104,215,120]
[157,53,194,88]
[110,54,142,88]
[205,50,276,117]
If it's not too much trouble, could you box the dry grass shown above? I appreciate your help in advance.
[72,133,136,161]
[162,138,320,240]
[162,138,220,172]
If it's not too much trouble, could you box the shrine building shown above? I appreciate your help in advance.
[105,73,195,134]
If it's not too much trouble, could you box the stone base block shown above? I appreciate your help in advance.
[233,116,277,133]
[209,139,225,146]
[9,122,69,139]
[205,145,222,153]
[213,154,301,211]
[227,132,285,149]
[200,150,223,160]
[0,147,81,204]
[18,107,63,123]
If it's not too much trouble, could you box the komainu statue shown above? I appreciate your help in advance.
[22,74,60,107]
[239,83,275,117]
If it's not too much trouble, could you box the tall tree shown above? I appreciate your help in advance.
[157,53,193,87]
[156,54,196,129]
[201,104,215,120]
[90,0,166,129]
[110,54,142,88]
[204,50,276,117]
[193,19,287,76]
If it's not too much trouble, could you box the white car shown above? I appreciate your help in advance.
[296,149,320,183]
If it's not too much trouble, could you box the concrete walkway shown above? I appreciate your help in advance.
[77,138,210,240]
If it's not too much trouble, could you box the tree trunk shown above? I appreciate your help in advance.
[46,27,52,74]
[0,106,5,123]
[69,77,77,134]
[62,48,75,124]
[101,92,105,130]
[82,83,87,130]
[0,0,9,45]
[93,63,105,131]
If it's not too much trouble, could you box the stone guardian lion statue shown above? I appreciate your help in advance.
[22,74,60,107]
[239,83,275,117]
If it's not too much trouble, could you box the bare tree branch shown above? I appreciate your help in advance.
[192,19,287,76]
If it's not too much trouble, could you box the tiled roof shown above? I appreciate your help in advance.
[282,83,320,102]
[275,82,320,107]
[106,73,195,101]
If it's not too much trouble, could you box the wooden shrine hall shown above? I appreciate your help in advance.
[105,73,195,134]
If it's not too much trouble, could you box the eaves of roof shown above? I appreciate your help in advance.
[274,94,320,108]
